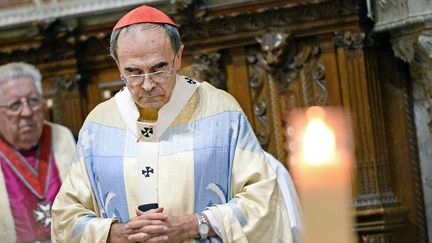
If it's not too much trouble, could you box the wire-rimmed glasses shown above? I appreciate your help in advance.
[121,57,176,86]
[0,96,44,115]
[121,69,174,85]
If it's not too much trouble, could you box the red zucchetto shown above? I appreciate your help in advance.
[113,5,176,30]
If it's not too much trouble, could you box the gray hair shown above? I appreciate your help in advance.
[109,23,181,62]
[0,62,43,98]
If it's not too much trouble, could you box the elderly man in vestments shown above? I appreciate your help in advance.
[0,62,76,242]
[52,5,294,243]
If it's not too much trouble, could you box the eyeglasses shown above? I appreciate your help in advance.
[0,96,43,115]
[121,69,174,86]
[121,57,176,86]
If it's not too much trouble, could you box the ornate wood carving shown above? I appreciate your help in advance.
[203,0,358,23]
[181,0,359,50]
[254,31,327,107]
[374,0,432,236]
[179,52,226,90]
[392,32,432,217]
[0,20,76,64]
[399,31,432,243]
[382,59,428,243]
[334,31,365,50]
[336,30,394,204]
[171,0,206,29]
[247,51,271,149]
[334,30,415,241]
[247,29,327,160]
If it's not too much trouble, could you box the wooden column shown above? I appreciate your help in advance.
[226,47,255,125]
[335,31,409,242]
[245,33,287,160]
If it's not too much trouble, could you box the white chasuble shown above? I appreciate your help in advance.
[51,76,293,243]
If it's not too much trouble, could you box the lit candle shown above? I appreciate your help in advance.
[288,106,356,243]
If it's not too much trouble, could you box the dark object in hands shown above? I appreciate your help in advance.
[138,203,159,212]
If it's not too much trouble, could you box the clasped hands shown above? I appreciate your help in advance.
[108,208,198,243]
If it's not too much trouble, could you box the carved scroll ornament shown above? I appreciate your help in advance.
[249,30,327,158]
[255,30,328,107]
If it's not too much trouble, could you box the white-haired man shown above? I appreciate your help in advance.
[0,62,76,242]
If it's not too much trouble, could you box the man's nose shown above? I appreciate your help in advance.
[20,100,34,116]
[141,75,156,91]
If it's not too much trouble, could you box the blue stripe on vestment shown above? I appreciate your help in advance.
[189,111,260,242]
[192,112,239,212]
[235,113,262,153]
[71,213,96,239]
[78,122,128,158]
[227,198,248,226]
[78,122,130,223]
[166,111,264,212]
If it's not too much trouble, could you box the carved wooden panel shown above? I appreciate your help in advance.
[179,52,227,90]
[245,48,272,151]
[245,30,329,161]
[379,41,428,243]
[240,26,425,242]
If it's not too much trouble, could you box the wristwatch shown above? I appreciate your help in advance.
[195,213,210,239]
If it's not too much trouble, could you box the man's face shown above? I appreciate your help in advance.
[0,77,45,150]
[116,25,183,109]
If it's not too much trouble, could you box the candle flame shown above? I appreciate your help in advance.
[303,107,336,165]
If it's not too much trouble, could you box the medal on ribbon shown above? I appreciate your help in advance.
[33,201,52,227]
[0,124,53,227]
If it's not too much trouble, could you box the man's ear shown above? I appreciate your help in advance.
[175,44,184,70]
